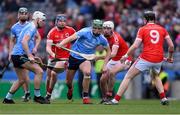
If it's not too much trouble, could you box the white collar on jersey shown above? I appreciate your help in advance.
[147,22,155,24]
[17,21,28,25]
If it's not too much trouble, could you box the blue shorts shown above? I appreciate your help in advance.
[68,55,86,70]
[11,55,28,68]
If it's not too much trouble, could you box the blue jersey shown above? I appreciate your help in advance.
[10,21,29,41]
[12,22,37,55]
[71,27,109,59]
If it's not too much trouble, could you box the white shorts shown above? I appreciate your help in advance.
[106,60,120,70]
[134,58,163,74]
[106,59,132,70]
[47,59,66,68]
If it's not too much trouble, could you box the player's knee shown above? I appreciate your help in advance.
[100,75,108,83]
[66,79,72,85]
[18,79,25,85]
[110,71,115,76]
[36,68,43,75]
[83,71,91,79]
[83,71,91,76]
[51,71,57,77]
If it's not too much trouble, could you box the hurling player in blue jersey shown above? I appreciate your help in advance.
[3,11,49,104]
[57,19,111,104]
[8,7,32,102]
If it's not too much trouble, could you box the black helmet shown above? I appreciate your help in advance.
[18,7,28,13]
[55,14,66,24]
[143,11,155,21]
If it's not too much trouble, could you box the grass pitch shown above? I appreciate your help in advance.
[0,99,180,114]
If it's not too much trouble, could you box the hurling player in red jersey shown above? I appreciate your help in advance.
[105,11,174,105]
[45,14,75,102]
[99,21,132,103]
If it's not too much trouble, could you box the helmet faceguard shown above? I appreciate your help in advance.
[103,21,114,29]
[103,21,114,37]
[32,11,46,21]
[55,14,67,29]
[18,7,28,22]
[92,19,103,28]
[32,11,46,28]
[18,7,28,13]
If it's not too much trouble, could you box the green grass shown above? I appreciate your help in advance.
[0,99,180,114]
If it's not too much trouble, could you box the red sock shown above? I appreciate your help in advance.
[47,88,53,94]
[114,94,121,101]
[106,91,113,97]
[159,92,165,99]
[46,83,49,93]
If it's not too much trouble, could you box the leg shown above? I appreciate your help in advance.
[116,65,140,99]
[79,61,92,104]
[46,61,65,100]
[22,62,43,91]
[106,64,140,104]
[77,70,84,98]
[66,69,76,100]
[107,62,128,98]
[46,68,51,95]
[22,62,49,104]
[22,70,31,102]
[3,68,27,104]
[100,72,109,100]
[22,70,30,94]
[96,73,102,98]
[152,70,169,105]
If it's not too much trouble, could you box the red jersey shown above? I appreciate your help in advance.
[137,23,169,63]
[107,32,129,61]
[47,26,76,59]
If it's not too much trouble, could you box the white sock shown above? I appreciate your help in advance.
[112,99,118,103]
[6,92,13,100]
[161,97,167,101]
[34,89,41,97]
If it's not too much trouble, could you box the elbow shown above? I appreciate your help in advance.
[111,53,116,58]
[21,39,25,46]
[46,46,50,53]
[169,45,174,51]
[133,44,139,49]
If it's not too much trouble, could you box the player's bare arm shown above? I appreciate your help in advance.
[57,33,77,47]
[46,39,55,58]
[21,35,34,61]
[121,38,142,63]
[111,44,119,58]
[102,46,111,72]
[9,37,16,61]
[33,31,41,54]
[165,35,174,62]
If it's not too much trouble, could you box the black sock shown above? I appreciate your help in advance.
[83,92,89,98]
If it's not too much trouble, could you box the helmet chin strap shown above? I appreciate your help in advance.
[93,32,100,37]
[104,34,111,37]
[37,21,41,29]
[20,19,26,23]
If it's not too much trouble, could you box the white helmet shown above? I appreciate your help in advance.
[103,21,114,29]
[32,11,46,20]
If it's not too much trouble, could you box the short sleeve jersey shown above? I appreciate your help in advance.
[71,27,109,59]
[10,21,29,41]
[107,32,129,61]
[136,23,169,63]
[47,26,76,59]
[12,22,37,55]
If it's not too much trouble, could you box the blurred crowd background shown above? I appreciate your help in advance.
[0,0,179,76]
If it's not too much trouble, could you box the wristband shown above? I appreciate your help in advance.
[124,54,128,58]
